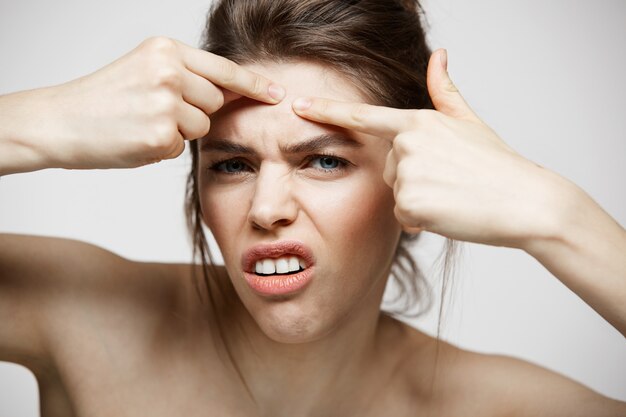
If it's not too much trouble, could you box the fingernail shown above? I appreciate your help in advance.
[268,84,286,102]
[292,97,312,111]
[440,48,448,71]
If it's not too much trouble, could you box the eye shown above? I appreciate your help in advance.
[209,158,251,175]
[307,154,347,172]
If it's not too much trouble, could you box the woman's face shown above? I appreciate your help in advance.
[198,62,402,343]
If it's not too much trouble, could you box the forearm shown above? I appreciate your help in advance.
[524,176,626,337]
[0,88,61,176]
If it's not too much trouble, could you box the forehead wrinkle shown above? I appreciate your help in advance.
[200,133,362,155]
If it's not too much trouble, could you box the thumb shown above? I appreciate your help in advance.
[427,49,477,120]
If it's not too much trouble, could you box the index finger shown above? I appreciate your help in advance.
[177,41,285,104]
[291,97,414,139]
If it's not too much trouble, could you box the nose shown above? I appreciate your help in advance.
[247,164,298,231]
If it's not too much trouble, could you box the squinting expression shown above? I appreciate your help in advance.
[198,62,403,343]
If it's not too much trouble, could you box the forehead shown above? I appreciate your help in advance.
[246,61,365,102]
[206,61,367,142]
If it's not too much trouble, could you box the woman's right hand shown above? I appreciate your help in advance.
[1,37,285,173]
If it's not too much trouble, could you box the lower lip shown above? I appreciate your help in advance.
[243,267,314,296]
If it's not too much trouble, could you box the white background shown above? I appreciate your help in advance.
[1,0,625,415]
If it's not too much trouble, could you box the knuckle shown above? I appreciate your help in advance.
[204,93,224,115]
[394,195,413,220]
[395,205,428,230]
[217,58,238,84]
[393,133,413,156]
[211,92,225,112]
[154,67,182,90]
[382,170,395,188]
[249,75,265,98]
[198,117,211,138]
[350,104,370,127]
[395,159,413,180]
[394,187,418,218]
[147,122,178,152]
[182,116,211,141]
[142,36,177,54]
[154,92,178,116]
[315,99,330,116]
[408,110,427,126]
[166,140,186,160]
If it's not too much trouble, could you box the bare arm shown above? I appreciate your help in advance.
[522,176,626,337]
[291,49,626,338]
[0,88,60,175]
[0,36,284,176]
[0,233,131,371]
[0,37,282,371]
[0,232,185,385]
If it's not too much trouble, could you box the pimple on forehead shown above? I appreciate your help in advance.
[244,61,366,103]
[206,62,370,148]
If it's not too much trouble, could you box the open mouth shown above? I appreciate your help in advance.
[242,240,315,296]
[254,256,307,276]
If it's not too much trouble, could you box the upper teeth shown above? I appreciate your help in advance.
[255,256,306,275]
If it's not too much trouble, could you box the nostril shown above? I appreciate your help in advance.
[273,218,294,227]
[249,217,294,231]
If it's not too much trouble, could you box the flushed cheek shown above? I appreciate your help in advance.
[300,176,401,279]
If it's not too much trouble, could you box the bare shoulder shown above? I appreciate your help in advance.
[0,233,207,371]
[6,233,186,310]
[395,320,626,417]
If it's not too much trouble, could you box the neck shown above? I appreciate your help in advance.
[221,273,399,416]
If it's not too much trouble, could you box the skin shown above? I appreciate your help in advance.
[292,50,626,337]
[0,37,285,175]
[0,39,625,416]
[197,61,407,414]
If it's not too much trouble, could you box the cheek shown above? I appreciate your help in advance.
[301,172,401,272]
[198,181,252,255]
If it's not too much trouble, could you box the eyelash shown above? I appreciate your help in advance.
[207,153,350,176]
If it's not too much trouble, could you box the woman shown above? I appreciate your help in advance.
[1,0,625,416]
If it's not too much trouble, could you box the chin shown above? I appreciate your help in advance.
[254,302,337,344]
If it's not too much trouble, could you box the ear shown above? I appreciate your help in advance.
[427,49,478,121]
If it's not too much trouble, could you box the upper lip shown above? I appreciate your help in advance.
[241,240,316,273]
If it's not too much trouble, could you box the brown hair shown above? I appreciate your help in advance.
[185,0,458,335]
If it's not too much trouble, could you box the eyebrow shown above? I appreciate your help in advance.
[200,133,363,155]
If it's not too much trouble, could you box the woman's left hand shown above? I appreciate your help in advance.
[294,48,626,336]
[292,48,571,249]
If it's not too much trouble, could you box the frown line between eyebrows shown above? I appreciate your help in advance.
[199,133,363,156]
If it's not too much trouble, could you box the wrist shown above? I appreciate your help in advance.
[517,169,582,255]
[520,170,603,259]
[0,87,64,175]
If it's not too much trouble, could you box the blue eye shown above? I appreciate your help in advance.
[208,154,349,177]
[309,155,343,171]
[213,159,248,174]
